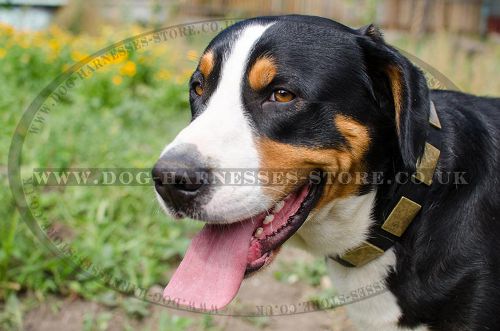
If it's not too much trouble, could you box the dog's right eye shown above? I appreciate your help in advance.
[270,89,295,103]
[192,82,203,96]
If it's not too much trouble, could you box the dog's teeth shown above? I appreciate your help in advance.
[254,227,264,237]
[263,215,274,225]
[273,201,285,214]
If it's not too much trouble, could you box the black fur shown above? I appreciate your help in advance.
[387,89,500,330]
[187,15,500,330]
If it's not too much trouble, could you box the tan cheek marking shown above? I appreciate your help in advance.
[387,65,403,135]
[256,117,370,210]
[315,116,370,209]
[334,115,371,159]
[199,51,214,79]
[248,56,277,91]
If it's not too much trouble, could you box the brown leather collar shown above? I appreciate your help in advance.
[329,101,441,268]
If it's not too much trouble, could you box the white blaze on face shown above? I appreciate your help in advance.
[160,23,275,222]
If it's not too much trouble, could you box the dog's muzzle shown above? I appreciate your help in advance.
[152,144,211,215]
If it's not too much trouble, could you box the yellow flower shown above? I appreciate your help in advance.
[112,75,123,85]
[49,25,63,36]
[71,50,88,62]
[120,61,136,77]
[0,23,14,36]
[187,50,198,61]
[48,39,60,52]
[0,48,6,59]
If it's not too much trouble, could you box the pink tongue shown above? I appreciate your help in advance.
[163,218,258,310]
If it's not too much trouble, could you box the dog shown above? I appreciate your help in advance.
[152,15,500,330]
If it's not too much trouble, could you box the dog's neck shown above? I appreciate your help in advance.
[291,191,377,257]
[292,101,441,267]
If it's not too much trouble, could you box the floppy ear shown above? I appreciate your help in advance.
[357,24,430,171]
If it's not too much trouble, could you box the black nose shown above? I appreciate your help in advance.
[152,149,210,210]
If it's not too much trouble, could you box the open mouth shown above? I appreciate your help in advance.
[245,182,323,275]
[163,176,323,310]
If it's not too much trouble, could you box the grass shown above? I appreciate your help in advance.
[0,21,499,331]
[0,23,207,330]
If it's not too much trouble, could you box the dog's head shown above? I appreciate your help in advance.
[152,15,430,309]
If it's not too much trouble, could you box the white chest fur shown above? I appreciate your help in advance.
[291,192,429,330]
[326,251,428,331]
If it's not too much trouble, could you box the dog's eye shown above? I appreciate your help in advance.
[270,89,295,103]
[192,82,203,96]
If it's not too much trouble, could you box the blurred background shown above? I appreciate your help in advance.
[1,1,499,330]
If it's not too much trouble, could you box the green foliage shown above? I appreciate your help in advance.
[274,257,326,287]
[156,312,192,331]
[0,23,202,330]
[0,294,23,331]
[1,21,499,331]
[82,311,113,331]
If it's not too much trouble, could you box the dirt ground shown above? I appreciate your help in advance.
[23,247,355,331]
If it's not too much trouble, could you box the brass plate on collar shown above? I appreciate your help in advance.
[381,196,422,237]
[429,101,441,129]
[340,241,384,267]
[413,142,440,186]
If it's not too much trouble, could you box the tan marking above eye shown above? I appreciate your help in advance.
[199,51,214,79]
[256,116,370,210]
[248,55,277,91]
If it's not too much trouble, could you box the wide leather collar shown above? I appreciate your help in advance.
[329,101,442,268]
